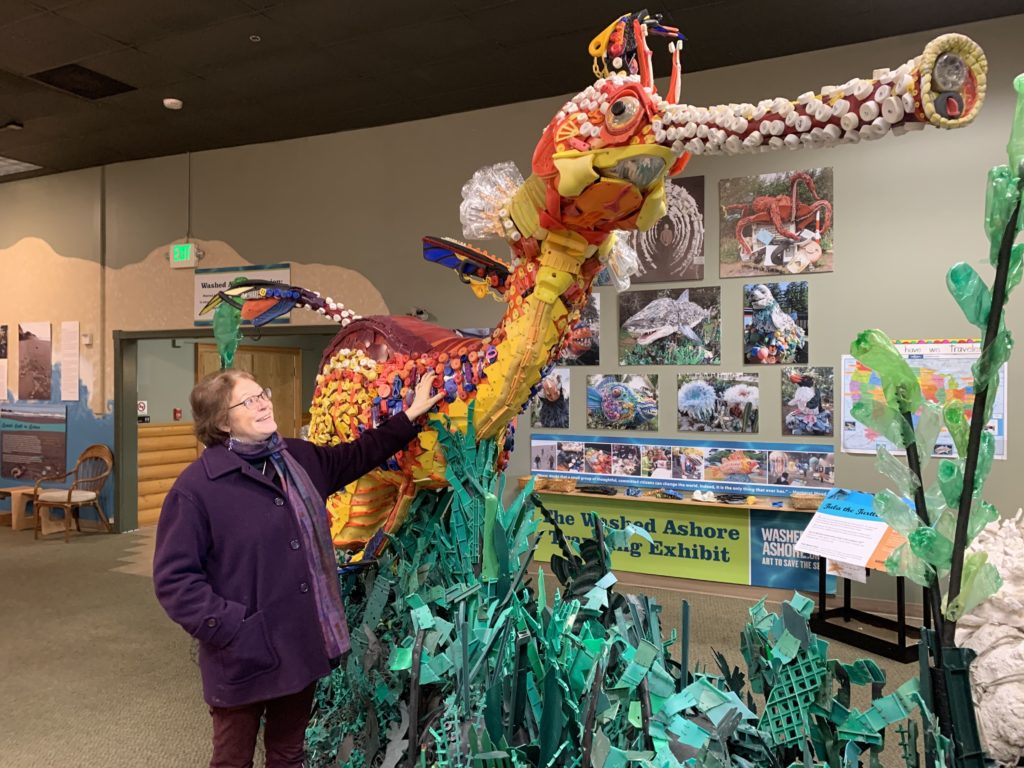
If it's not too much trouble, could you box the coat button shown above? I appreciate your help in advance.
[289,539,300,550]
[206,618,218,628]
[299,582,310,593]
[274,497,285,506]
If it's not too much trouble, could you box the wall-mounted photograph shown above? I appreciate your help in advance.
[531,367,570,429]
[782,366,834,436]
[768,450,835,488]
[556,294,600,365]
[640,444,674,478]
[586,374,659,431]
[611,444,642,477]
[676,373,759,433]
[619,288,720,365]
[672,446,705,480]
[743,282,808,364]
[531,442,557,472]
[583,442,614,474]
[719,167,834,278]
[704,449,768,484]
[18,322,52,401]
[556,441,584,472]
[629,176,705,283]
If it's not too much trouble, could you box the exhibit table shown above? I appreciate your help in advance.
[532,488,834,593]
[0,485,38,531]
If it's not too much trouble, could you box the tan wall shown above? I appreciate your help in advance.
[1,15,1023,601]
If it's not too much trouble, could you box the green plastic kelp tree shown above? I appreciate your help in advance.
[212,277,246,368]
[850,73,1024,766]
[305,403,945,768]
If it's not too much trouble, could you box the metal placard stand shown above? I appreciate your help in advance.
[809,556,930,663]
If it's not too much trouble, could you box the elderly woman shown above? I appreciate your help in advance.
[153,368,442,768]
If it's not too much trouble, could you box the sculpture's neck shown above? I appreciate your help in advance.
[471,222,603,440]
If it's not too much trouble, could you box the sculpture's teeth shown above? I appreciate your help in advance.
[853,80,874,100]
[881,96,905,123]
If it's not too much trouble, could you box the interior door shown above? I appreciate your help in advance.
[195,344,303,438]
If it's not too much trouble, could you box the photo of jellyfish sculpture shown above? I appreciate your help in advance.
[201,10,989,766]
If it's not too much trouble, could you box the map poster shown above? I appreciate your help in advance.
[840,340,1007,459]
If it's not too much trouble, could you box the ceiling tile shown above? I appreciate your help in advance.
[0,13,124,75]
[58,0,256,45]
[263,0,465,46]
[0,71,86,118]
[0,100,114,148]
[9,130,130,170]
[0,0,45,28]
[26,0,79,9]
[138,13,304,76]
[77,47,196,89]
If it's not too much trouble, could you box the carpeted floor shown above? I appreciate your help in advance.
[0,526,919,767]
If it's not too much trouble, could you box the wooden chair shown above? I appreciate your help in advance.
[33,444,114,542]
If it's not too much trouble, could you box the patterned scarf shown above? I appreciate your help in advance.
[228,433,349,657]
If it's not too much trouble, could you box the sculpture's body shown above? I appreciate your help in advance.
[206,16,986,552]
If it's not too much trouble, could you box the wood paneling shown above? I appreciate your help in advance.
[136,422,198,527]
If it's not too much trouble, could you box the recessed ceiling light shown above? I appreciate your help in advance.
[249,34,261,43]
[0,155,42,176]
[1,121,23,131]
[163,97,183,110]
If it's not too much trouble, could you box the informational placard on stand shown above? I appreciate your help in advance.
[794,488,905,571]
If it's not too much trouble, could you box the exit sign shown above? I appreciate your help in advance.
[170,243,196,269]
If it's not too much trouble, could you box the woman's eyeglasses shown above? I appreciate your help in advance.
[228,387,272,411]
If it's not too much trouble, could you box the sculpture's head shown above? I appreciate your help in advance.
[749,284,777,309]
[529,12,690,242]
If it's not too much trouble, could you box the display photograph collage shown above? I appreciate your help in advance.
[531,168,837,460]
[530,439,836,490]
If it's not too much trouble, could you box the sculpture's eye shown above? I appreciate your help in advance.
[607,95,641,131]
[933,52,967,90]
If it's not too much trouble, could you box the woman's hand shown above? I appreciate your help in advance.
[405,373,446,420]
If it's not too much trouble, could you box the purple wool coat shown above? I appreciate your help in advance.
[153,414,418,708]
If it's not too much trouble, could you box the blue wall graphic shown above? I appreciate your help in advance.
[1,364,115,525]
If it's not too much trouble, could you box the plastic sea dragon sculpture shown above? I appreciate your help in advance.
[204,12,986,554]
